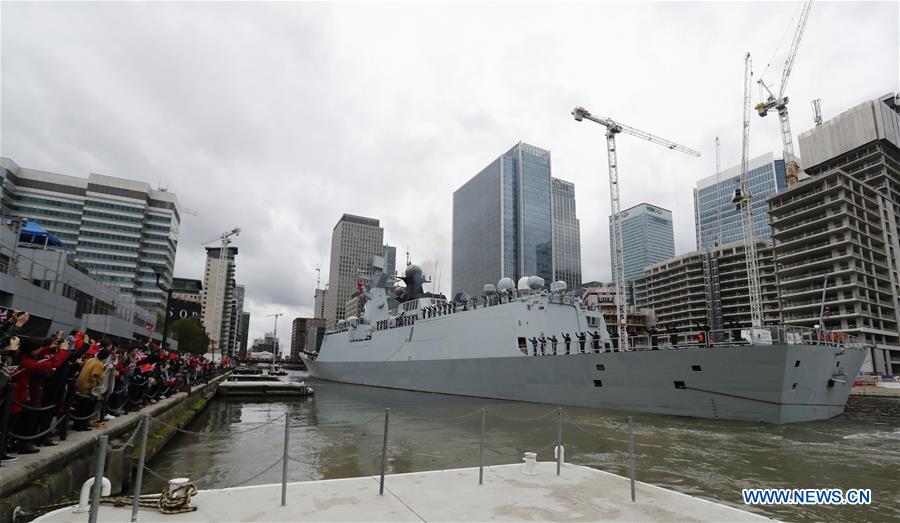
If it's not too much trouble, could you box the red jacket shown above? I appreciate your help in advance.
[10,350,66,414]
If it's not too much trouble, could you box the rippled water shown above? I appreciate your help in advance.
[144,373,900,522]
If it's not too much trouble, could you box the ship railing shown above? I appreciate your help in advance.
[643,325,862,351]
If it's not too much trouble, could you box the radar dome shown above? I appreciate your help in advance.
[550,280,568,292]
[337,319,347,330]
[346,316,358,327]
[497,278,516,293]
[528,276,545,290]
[405,264,423,278]
[483,284,497,294]
[517,277,532,291]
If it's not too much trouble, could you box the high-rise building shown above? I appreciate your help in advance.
[232,284,246,357]
[609,203,675,285]
[0,157,181,312]
[453,142,581,297]
[633,240,779,336]
[551,178,582,290]
[290,317,326,362]
[324,214,384,328]
[771,92,900,374]
[201,246,238,356]
[314,288,327,319]
[238,312,250,359]
[693,152,787,249]
[383,244,397,276]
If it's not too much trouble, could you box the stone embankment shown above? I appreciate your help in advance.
[0,373,229,522]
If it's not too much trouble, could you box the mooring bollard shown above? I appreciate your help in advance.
[556,408,563,476]
[628,416,636,502]
[131,415,151,522]
[379,408,389,495]
[89,435,109,523]
[281,413,290,506]
[479,409,486,485]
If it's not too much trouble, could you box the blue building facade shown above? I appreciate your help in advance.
[609,203,675,284]
[453,142,578,297]
[693,152,787,249]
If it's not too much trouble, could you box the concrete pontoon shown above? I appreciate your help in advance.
[36,462,772,522]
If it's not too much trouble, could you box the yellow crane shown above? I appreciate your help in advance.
[755,0,813,186]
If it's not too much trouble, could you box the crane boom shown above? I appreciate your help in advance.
[734,53,764,330]
[756,0,812,187]
[573,106,701,350]
[779,0,813,98]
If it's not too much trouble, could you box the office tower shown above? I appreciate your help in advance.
[314,288,327,319]
[693,152,787,249]
[0,157,180,312]
[239,312,251,359]
[551,178,582,290]
[201,246,238,356]
[609,203,675,284]
[772,92,900,374]
[383,244,397,276]
[324,214,384,327]
[453,142,582,297]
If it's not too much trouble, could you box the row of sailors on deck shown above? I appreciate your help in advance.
[528,332,608,356]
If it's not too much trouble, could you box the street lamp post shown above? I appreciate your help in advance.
[153,266,174,351]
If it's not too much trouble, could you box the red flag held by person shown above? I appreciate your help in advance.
[140,363,154,373]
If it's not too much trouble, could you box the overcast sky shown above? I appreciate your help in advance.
[1,1,897,343]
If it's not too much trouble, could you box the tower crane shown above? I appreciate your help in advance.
[755,0,813,186]
[572,107,701,350]
[202,227,241,355]
[733,53,764,330]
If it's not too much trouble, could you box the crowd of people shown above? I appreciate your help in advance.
[0,310,227,463]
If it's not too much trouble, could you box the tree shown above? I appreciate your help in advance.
[170,316,210,355]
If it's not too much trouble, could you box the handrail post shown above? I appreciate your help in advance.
[479,409,485,485]
[0,382,12,466]
[131,415,150,522]
[89,435,109,523]
[556,408,563,475]
[628,416,636,502]
[281,414,290,506]
[379,408,389,495]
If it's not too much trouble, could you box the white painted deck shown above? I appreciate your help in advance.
[37,462,772,522]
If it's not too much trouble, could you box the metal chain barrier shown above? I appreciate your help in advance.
[150,412,287,437]
[108,419,144,452]
[9,416,60,441]
[486,408,558,422]
[223,456,285,489]
[562,411,628,435]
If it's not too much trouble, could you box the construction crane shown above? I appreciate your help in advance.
[572,107,701,350]
[202,227,241,354]
[755,0,813,186]
[812,98,823,126]
[733,53,764,330]
[267,312,283,364]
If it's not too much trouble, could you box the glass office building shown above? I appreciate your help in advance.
[608,203,675,283]
[453,142,580,297]
[551,178,582,289]
[693,152,787,249]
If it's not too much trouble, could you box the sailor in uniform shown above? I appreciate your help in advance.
[539,335,546,355]
[563,333,571,354]
[576,332,586,353]
[549,335,558,355]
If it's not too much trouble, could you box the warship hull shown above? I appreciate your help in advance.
[305,342,865,424]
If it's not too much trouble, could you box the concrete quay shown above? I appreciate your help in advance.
[850,386,900,398]
[0,373,229,522]
[36,461,772,522]
[216,380,314,398]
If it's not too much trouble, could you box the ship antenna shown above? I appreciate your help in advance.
[405,246,410,267]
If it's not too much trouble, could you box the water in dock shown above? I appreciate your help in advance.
[142,371,899,522]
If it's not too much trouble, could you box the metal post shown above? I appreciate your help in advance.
[131,415,150,522]
[628,416,635,502]
[89,435,109,523]
[479,409,485,485]
[0,382,12,467]
[379,408,389,495]
[281,413,290,506]
[556,408,562,476]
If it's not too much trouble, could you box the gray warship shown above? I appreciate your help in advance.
[302,264,865,424]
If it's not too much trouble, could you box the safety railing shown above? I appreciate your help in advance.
[36,404,641,522]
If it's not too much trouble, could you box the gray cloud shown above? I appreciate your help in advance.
[2,1,897,342]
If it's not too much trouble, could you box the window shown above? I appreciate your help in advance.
[595,364,605,371]
[691,365,702,371]
[674,381,686,389]
[593,380,603,387]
